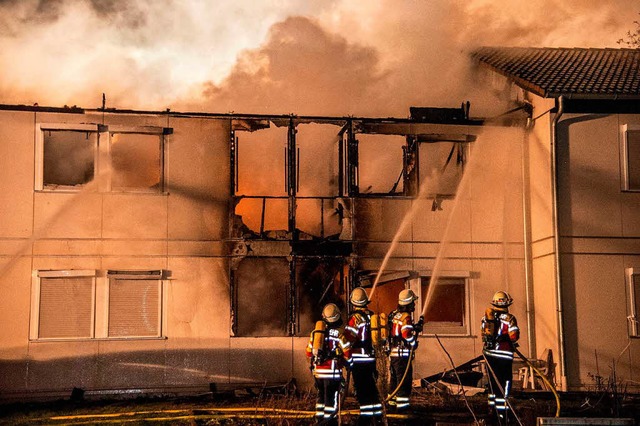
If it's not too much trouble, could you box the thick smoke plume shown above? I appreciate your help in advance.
[0,0,638,116]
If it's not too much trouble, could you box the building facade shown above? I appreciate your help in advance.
[3,46,638,399]
[0,103,529,399]
[474,47,640,391]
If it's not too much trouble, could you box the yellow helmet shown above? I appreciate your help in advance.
[398,289,418,306]
[322,303,341,323]
[350,287,369,307]
[491,291,513,307]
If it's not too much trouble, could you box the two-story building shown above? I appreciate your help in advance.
[0,46,638,400]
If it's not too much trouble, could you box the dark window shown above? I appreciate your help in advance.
[420,277,467,334]
[295,258,346,336]
[624,128,640,191]
[43,130,96,188]
[235,258,289,336]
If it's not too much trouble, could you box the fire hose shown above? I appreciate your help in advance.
[384,344,416,402]
[514,347,561,417]
[384,316,423,403]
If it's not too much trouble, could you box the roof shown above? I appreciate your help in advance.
[472,47,640,99]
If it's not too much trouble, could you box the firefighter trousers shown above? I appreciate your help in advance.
[314,377,342,425]
[351,361,383,424]
[485,354,513,419]
[389,356,413,410]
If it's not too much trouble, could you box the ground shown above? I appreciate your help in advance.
[1,387,639,426]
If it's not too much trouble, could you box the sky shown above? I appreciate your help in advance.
[0,0,638,117]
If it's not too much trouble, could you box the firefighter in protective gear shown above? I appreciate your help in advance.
[344,287,383,424]
[387,289,423,411]
[306,303,353,425]
[481,290,520,422]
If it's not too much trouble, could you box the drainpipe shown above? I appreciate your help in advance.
[551,95,567,391]
[522,123,536,359]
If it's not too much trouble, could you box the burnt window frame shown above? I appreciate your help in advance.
[230,255,349,338]
[35,123,100,191]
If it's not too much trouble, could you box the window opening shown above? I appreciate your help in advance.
[622,125,640,191]
[37,124,168,193]
[42,129,97,189]
[296,124,340,197]
[234,197,289,239]
[357,134,405,195]
[110,132,162,192]
[34,270,96,340]
[366,277,408,317]
[236,126,287,197]
[107,271,163,337]
[420,276,468,335]
[32,269,166,341]
[235,257,289,336]
[419,142,467,198]
[295,258,346,336]
[627,268,640,337]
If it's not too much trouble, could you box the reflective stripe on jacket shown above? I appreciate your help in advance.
[481,309,519,359]
[389,311,416,358]
[306,326,353,379]
[345,310,375,363]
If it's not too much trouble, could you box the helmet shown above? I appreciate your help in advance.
[350,287,369,307]
[322,303,341,324]
[491,291,513,307]
[398,289,418,306]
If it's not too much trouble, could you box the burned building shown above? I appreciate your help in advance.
[0,46,638,400]
[0,101,529,400]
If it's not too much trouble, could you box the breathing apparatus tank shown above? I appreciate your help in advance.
[311,320,327,357]
[482,307,497,350]
[370,312,387,346]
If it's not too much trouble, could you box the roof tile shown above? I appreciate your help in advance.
[472,47,640,98]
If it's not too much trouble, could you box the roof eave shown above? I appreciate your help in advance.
[546,92,640,100]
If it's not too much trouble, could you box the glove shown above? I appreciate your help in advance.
[414,316,424,333]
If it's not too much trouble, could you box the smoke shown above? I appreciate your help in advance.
[0,0,637,114]
[0,0,328,109]
[192,16,387,116]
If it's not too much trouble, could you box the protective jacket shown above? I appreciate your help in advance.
[344,309,375,364]
[481,308,520,360]
[388,310,417,358]
[306,325,353,379]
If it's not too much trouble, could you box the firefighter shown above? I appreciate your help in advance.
[481,290,520,422]
[344,287,383,424]
[306,303,353,425]
[387,288,423,411]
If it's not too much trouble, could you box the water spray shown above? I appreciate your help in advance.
[419,136,487,319]
[368,164,450,301]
